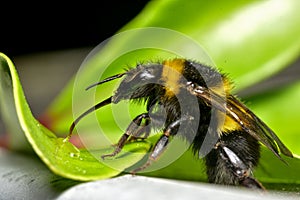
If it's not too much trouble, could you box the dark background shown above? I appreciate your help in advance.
[1,2,149,57]
[0,2,149,135]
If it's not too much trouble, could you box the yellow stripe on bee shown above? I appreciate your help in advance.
[211,78,239,134]
[162,59,185,97]
[217,112,241,134]
[210,77,233,97]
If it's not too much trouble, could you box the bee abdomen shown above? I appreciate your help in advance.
[205,131,260,186]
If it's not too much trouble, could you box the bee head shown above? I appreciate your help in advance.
[112,63,162,103]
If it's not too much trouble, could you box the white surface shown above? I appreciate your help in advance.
[57,175,298,200]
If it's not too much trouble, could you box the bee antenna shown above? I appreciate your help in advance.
[85,73,126,90]
[67,97,112,140]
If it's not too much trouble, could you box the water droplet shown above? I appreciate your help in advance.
[70,152,80,158]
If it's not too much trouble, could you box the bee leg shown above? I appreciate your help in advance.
[130,134,169,174]
[240,176,265,190]
[205,131,264,190]
[131,115,193,174]
[206,141,264,190]
[101,113,150,159]
[220,146,265,190]
[128,117,151,142]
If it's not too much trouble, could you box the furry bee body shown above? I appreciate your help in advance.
[69,58,293,190]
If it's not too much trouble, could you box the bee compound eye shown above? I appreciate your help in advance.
[139,70,155,80]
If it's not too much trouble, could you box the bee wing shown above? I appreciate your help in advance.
[188,84,293,159]
[226,95,293,158]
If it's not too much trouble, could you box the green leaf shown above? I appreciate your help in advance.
[0,52,150,181]
[124,0,300,91]
[39,0,300,188]
[46,0,300,135]
[1,0,300,190]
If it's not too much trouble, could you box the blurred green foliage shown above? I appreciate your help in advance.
[0,0,300,190]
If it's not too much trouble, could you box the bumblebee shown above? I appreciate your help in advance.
[68,58,293,189]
